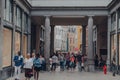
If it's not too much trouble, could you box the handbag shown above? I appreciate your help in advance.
[29,71,33,77]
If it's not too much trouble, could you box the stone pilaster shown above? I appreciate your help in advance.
[50,25,55,56]
[87,16,94,72]
[44,16,51,70]
[36,26,40,54]
[27,17,31,53]
[82,25,86,54]
[20,11,24,54]
[107,15,111,71]
[12,0,16,60]
[0,0,4,70]
[115,11,119,72]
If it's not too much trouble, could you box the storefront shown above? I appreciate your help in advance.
[3,28,12,67]
[22,35,27,58]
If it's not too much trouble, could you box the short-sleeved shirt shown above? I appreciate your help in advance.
[24,58,33,69]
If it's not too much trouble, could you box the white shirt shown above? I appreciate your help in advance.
[24,58,33,69]
[52,55,58,63]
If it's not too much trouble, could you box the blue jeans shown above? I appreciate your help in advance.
[78,61,82,71]
[60,61,64,71]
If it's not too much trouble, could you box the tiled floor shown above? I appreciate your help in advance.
[7,67,120,80]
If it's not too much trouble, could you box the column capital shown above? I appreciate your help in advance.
[108,14,111,17]
[88,15,94,18]
[13,0,17,5]
[50,25,55,27]
[44,15,51,18]
[82,25,87,28]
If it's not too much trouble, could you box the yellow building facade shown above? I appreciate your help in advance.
[77,26,82,52]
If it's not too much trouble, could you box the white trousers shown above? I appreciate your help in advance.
[14,66,21,79]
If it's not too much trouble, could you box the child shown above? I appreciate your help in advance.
[103,64,107,75]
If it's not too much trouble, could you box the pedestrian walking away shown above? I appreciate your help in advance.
[33,53,41,80]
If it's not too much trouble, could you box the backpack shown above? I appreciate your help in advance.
[33,58,41,68]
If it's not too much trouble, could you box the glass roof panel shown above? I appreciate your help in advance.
[27,0,113,7]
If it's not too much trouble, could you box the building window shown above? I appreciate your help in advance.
[111,13,116,31]
[24,13,28,32]
[119,10,120,28]
[4,0,12,22]
[3,28,12,67]
[40,27,44,40]
[42,30,45,39]
[16,7,22,27]
[40,28,42,38]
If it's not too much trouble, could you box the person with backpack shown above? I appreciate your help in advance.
[33,53,41,80]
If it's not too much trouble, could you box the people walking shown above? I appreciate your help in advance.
[24,54,33,80]
[69,54,75,71]
[76,53,82,72]
[40,55,46,71]
[94,54,99,70]
[103,64,107,75]
[59,53,65,71]
[81,55,85,71]
[33,53,41,80]
[65,52,70,70]
[13,51,24,80]
[51,53,58,71]
[112,58,116,76]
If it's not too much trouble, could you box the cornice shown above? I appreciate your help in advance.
[22,0,32,10]
[22,0,120,15]
[31,6,108,11]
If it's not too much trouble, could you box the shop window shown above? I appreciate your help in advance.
[3,28,12,67]
[119,11,120,28]
[15,32,21,54]
[24,13,28,32]
[4,0,12,22]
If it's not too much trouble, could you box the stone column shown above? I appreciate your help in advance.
[12,0,16,66]
[50,25,55,56]
[82,25,86,54]
[107,15,111,71]
[0,0,4,70]
[115,11,119,72]
[20,11,24,54]
[27,17,31,53]
[87,16,94,72]
[36,26,40,54]
[44,16,51,70]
